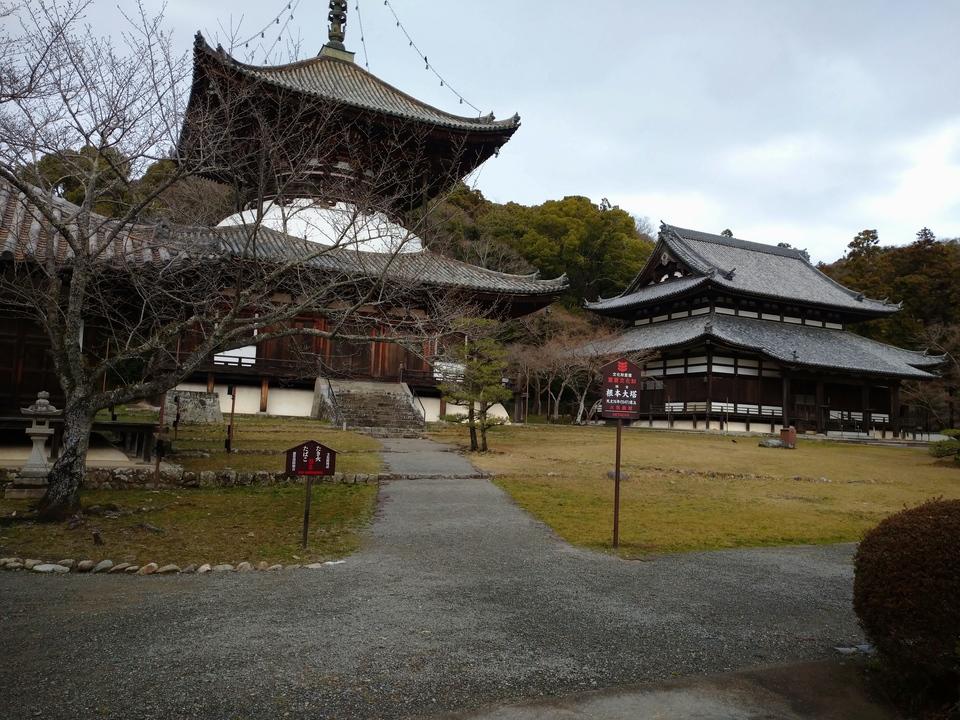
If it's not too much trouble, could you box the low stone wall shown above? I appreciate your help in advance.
[82,466,383,489]
[0,466,383,491]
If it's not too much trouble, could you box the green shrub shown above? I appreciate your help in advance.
[854,499,960,706]
[930,429,960,463]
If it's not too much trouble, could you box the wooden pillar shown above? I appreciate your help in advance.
[705,349,713,430]
[439,397,447,418]
[206,372,215,393]
[781,374,791,428]
[889,381,901,437]
[815,380,825,434]
[861,382,872,435]
[260,377,269,413]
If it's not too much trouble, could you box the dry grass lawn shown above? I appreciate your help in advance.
[169,415,384,475]
[430,424,960,555]
[0,484,377,565]
[0,414,383,564]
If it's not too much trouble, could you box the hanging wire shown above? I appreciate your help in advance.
[354,1,371,70]
[381,0,484,116]
[233,0,301,59]
[258,0,304,62]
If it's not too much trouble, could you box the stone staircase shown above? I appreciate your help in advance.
[325,381,425,438]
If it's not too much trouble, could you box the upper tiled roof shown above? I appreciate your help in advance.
[585,312,941,379]
[193,34,520,134]
[0,180,566,298]
[587,224,897,316]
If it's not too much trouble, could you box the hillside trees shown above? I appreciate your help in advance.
[420,185,655,306]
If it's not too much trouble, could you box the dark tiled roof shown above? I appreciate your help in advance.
[588,224,897,316]
[0,181,566,297]
[587,276,708,310]
[585,312,941,379]
[194,34,520,134]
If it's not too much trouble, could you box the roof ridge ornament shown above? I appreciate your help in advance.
[328,0,347,49]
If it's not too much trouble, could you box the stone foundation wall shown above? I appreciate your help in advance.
[164,391,223,424]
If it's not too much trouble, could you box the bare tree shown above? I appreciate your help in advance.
[0,1,481,518]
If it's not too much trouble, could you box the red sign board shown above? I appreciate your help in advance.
[285,440,337,477]
[600,358,642,420]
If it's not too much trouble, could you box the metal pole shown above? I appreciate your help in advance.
[301,476,314,549]
[613,418,622,549]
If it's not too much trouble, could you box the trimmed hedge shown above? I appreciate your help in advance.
[854,499,960,688]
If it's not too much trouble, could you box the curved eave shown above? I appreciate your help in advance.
[189,33,520,136]
[585,314,938,380]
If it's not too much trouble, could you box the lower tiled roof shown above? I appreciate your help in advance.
[0,181,566,297]
[586,313,941,379]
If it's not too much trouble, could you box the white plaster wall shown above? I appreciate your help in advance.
[266,388,314,417]
[419,396,442,422]
[175,383,313,417]
[435,400,511,423]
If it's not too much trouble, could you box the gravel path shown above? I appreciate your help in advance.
[0,474,861,719]
[380,437,482,477]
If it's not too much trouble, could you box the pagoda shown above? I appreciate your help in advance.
[178,3,519,212]
[0,5,565,427]
[585,224,942,437]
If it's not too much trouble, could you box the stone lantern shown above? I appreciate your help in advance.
[5,391,61,499]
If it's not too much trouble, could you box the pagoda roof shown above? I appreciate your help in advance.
[584,312,942,379]
[191,34,520,135]
[0,180,566,300]
[587,224,898,317]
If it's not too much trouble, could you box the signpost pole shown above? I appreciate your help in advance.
[613,418,622,548]
[301,476,314,549]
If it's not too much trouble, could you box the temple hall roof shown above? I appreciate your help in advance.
[587,224,897,317]
[584,312,941,379]
[0,180,566,299]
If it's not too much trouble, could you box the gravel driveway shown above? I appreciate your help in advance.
[0,474,861,719]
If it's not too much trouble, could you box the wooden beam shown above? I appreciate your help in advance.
[815,380,825,434]
[781,374,791,428]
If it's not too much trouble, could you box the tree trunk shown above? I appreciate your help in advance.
[478,403,489,452]
[467,404,478,452]
[575,391,587,424]
[37,399,93,521]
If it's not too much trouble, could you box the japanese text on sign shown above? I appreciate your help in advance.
[600,358,643,420]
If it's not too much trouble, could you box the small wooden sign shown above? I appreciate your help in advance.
[285,440,337,478]
[285,440,338,550]
[600,358,642,421]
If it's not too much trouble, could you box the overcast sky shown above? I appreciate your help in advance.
[85,0,960,262]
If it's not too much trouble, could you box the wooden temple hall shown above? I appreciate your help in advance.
[586,225,943,437]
